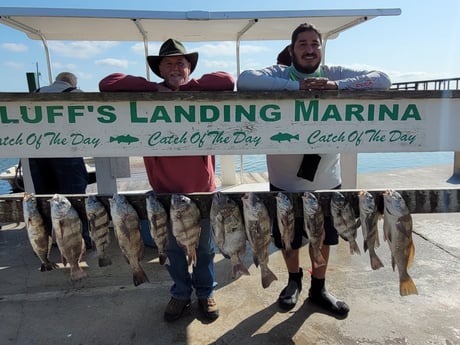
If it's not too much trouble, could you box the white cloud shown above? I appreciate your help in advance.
[48,41,119,59]
[197,42,236,57]
[1,43,28,52]
[4,61,25,69]
[239,44,271,55]
[201,59,234,69]
[131,42,161,56]
[95,58,129,68]
[53,62,78,70]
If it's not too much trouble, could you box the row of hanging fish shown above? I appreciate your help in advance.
[22,189,417,296]
[22,192,202,286]
[211,189,417,296]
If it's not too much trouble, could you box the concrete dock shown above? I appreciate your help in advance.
[1,162,459,345]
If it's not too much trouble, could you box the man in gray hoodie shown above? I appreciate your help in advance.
[237,22,391,316]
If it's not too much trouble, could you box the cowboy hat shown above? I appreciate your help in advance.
[147,38,199,78]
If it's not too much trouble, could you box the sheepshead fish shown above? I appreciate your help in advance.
[50,194,87,281]
[210,192,250,278]
[358,190,384,270]
[109,194,149,286]
[383,190,418,296]
[170,194,201,268]
[23,192,57,272]
[146,193,169,265]
[85,195,112,267]
[275,192,295,257]
[241,192,277,288]
[302,192,326,268]
[330,192,361,255]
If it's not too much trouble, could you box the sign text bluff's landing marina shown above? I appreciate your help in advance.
[0,92,457,158]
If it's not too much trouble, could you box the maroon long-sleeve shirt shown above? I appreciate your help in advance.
[99,72,234,193]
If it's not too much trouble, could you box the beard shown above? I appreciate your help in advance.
[292,54,321,74]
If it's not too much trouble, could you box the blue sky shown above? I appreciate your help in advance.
[0,0,459,92]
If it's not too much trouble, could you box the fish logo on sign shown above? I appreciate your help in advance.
[109,134,140,144]
[270,132,299,143]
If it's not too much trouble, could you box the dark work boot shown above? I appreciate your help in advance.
[278,268,303,310]
[308,276,350,316]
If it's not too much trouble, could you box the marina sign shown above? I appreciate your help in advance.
[0,91,459,158]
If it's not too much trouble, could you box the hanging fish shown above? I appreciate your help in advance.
[23,192,57,272]
[110,194,149,286]
[50,194,87,281]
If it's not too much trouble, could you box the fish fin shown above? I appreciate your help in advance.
[400,277,418,296]
[70,266,87,281]
[261,266,278,289]
[370,254,384,270]
[391,255,396,272]
[159,254,167,265]
[253,256,260,268]
[349,241,361,255]
[363,239,369,253]
[232,263,251,278]
[61,255,68,267]
[407,240,415,269]
[133,267,149,287]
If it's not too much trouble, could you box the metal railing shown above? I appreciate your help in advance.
[391,77,460,91]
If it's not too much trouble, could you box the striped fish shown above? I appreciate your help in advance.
[85,195,112,267]
[110,194,149,286]
[23,192,57,272]
[146,193,169,265]
[242,192,277,289]
[302,192,326,268]
[170,194,201,268]
[50,194,87,281]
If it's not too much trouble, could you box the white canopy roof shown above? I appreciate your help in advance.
[0,7,401,81]
[0,7,400,42]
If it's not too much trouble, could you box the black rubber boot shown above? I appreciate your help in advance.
[308,276,350,316]
[278,268,303,310]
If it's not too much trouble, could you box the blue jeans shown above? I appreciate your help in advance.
[165,218,217,300]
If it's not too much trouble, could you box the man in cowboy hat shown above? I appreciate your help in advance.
[99,38,234,322]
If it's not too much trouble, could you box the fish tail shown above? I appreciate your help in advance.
[159,254,168,265]
[370,253,384,270]
[363,240,369,253]
[70,266,87,281]
[109,136,115,142]
[133,266,149,286]
[400,277,418,296]
[261,265,278,289]
[232,263,250,278]
[188,249,197,267]
[42,261,58,272]
[349,240,361,255]
[98,256,112,267]
[293,134,299,140]
[407,240,415,269]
